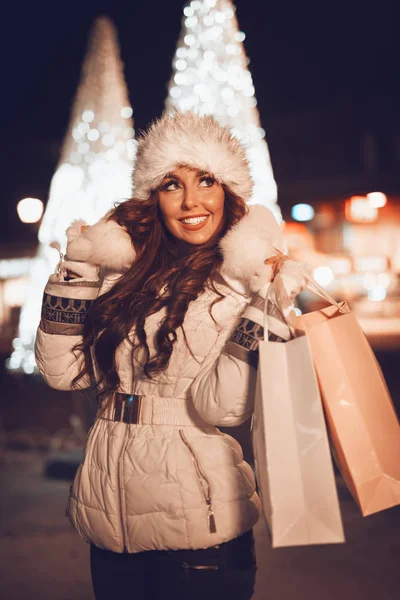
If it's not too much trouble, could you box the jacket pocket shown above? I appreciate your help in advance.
[179,430,217,534]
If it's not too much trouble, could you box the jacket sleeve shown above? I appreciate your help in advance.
[35,213,136,391]
[188,273,256,427]
[35,278,100,391]
[189,281,290,428]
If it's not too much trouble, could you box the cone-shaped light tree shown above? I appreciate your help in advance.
[9,16,135,373]
[165,0,280,220]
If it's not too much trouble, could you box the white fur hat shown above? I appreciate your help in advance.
[132,112,253,201]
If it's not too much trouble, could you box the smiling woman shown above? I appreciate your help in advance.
[158,166,225,244]
[34,111,296,600]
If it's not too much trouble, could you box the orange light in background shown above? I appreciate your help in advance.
[345,196,377,223]
[367,192,387,208]
[313,203,336,228]
[283,222,315,252]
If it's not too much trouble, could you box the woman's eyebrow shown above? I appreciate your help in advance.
[163,173,179,181]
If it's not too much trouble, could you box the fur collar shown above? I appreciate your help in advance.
[65,205,286,283]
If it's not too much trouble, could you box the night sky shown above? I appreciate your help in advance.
[1,0,397,243]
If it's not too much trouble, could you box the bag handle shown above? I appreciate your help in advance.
[262,275,296,342]
[261,250,349,341]
[304,274,349,314]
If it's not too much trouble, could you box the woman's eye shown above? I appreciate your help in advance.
[162,180,180,191]
[199,176,215,187]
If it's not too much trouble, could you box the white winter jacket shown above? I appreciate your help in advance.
[35,205,286,554]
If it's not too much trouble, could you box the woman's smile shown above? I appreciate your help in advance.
[179,214,209,230]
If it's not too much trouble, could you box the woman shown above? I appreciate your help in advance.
[35,112,300,599]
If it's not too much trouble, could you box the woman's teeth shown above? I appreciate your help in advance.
[181,216,208,225]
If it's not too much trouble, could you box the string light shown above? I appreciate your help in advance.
[8,16,135,373]
[166,0,280,220]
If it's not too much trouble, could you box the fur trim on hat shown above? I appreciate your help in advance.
[133,112,253,202]
[65,214,136,273]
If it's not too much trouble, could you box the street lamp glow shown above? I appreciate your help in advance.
[291,204,314,222]
[367,192,387,208]
[16,198,44,223]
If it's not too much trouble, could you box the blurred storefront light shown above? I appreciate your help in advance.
[291,203,314,222]
[345,196,377,223]
[377,272,391,287]
[16,198,44,224]
[283,222,315,252]
[330,256,352,276]
[368,286,387,302]
[367,192,387,208]
[353,256,388,273]
[362,272,392,290]
[3,278,27,307]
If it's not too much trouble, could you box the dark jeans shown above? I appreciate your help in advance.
[90,530,257,600]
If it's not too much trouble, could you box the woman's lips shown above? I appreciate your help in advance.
[179,216,210,231]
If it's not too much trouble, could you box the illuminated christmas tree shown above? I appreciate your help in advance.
[165,0,280,219]
[9,16,135,373]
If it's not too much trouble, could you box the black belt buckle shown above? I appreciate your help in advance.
[113,393,143,424]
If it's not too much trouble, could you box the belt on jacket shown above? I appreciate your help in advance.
[98,392,210,427]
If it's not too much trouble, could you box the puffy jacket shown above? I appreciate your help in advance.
[35,205,286,553]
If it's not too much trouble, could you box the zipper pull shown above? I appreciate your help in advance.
[207,501,217,534]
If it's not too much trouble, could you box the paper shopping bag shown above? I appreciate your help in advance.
[296,282,400,516]
[252,281,344,547]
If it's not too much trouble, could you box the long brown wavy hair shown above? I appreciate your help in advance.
[72,186,247,407]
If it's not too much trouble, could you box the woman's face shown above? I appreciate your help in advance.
[158,167,225,245]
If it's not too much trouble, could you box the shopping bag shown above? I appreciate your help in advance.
[296,276,400,516]
[252,276,344,547]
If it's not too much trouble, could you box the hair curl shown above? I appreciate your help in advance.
[73,186,247,409]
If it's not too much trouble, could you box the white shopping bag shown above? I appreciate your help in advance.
[252,276,345,547]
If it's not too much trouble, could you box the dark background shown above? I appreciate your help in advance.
[0,0,398,243]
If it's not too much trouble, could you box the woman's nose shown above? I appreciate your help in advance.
[182,185,199,209]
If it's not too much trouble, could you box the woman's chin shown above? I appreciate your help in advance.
[181,230,215,245]
[172,222,216,245]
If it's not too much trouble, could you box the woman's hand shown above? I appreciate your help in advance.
[50,259,99,284]
[250,258,308,300]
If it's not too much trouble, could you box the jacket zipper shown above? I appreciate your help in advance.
[118,427,131,553]
[179,429,217,534]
